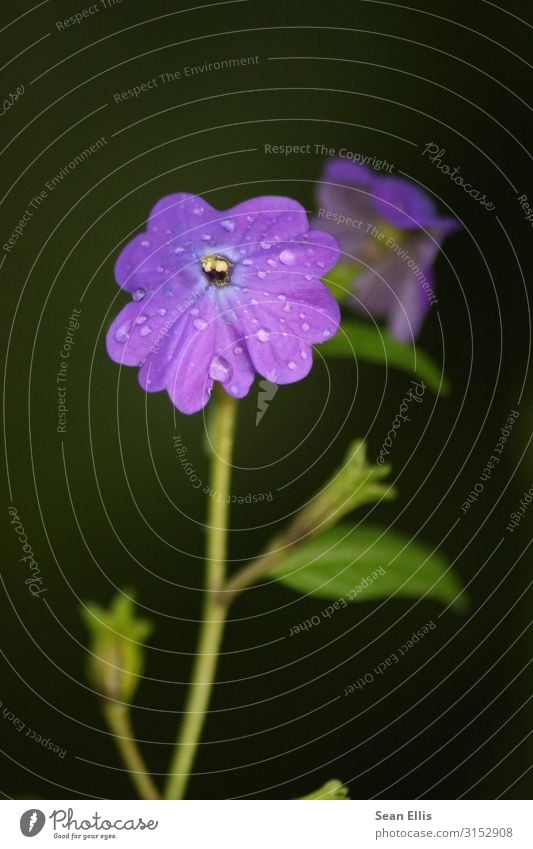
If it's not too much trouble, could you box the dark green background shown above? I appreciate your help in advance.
[1,0,531,799]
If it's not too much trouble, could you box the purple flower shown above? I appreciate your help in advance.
[314,159,460,341]
[107,194,340,414]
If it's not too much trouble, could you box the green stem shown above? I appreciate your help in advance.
[103,702,160,800]
[164,388,237,800]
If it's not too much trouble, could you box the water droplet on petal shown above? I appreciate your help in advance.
[234,346,243,354]
[277,294,286,301]
[267,259,276,267]
[322,329,331,338]
[201,233,212,241]
[140,325,152,336]
[257,270,266,280]
[267,368,278,382]
[283,303,292,313]
[260,241,271,250]
[135,314,148,324]
[191,308,199,315]
[257,327,271,342]
[157,308,167,316]
[301,322,310,331]
[209,355,231,382]
[193,318,208,331]
[140,239,150,248]
[305,274,313,281]
[220,219,235,232]
[279,249,296,265]
[193,205,204,216]
[230,384,239,395]
[246,215,254,223]
[316,260,325,268]
[114,320,132,342]
[301,350,308,359]
[132,288,146,302]
[156,264,165,273]
[174,246,185,254]
[242,258,253,266]
[288,361,297,370]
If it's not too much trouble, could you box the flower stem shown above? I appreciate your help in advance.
[102,702,160,799]
[164,388,237,800]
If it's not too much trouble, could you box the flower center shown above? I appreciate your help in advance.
[201,254,232,287]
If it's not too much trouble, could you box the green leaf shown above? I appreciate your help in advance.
[273,524,467,611]
[299,779,350,800]
[320,319,450,396]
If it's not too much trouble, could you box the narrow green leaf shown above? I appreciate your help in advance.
[299,779,350,800]
[320,319,450,396]
[273,524,467,611]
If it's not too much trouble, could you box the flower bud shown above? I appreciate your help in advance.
[290,440,394,540]
[81,590,153,703]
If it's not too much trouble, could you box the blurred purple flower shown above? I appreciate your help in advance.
[107,194,340,414]
[314,159,460,341]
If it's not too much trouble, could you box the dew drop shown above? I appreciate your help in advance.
[140,325,152,336]
[193,318,208,331]
[267,259,276,267]
[257,270,266,280]
[156,265,165,273]
[193,205,204,216]
[140,239,150,248]
[174,246,185,255]
[132,288,146,302]
[267,368,278,382]
[277,294,286,301]
[301,322,310,331]
[242,258,253,266]
[283,302,292,313]
[322,329,331,338]
[114,320,131,342]
[301,350,308,359]
[135,314,148,324]
[316,260,325,268]
[230,384,239,395]
[260,241,271,250]
[157,308,167,316]
[257,327,271,342]
[299,313,306,319]
[191,308,199,315]
[287,361,297,370]
[234,346,243,355]
[220,219,235,232]
[201,233,212,241]
[209,355,231,382]
[305,274,313,281]
[279,249,296,265]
